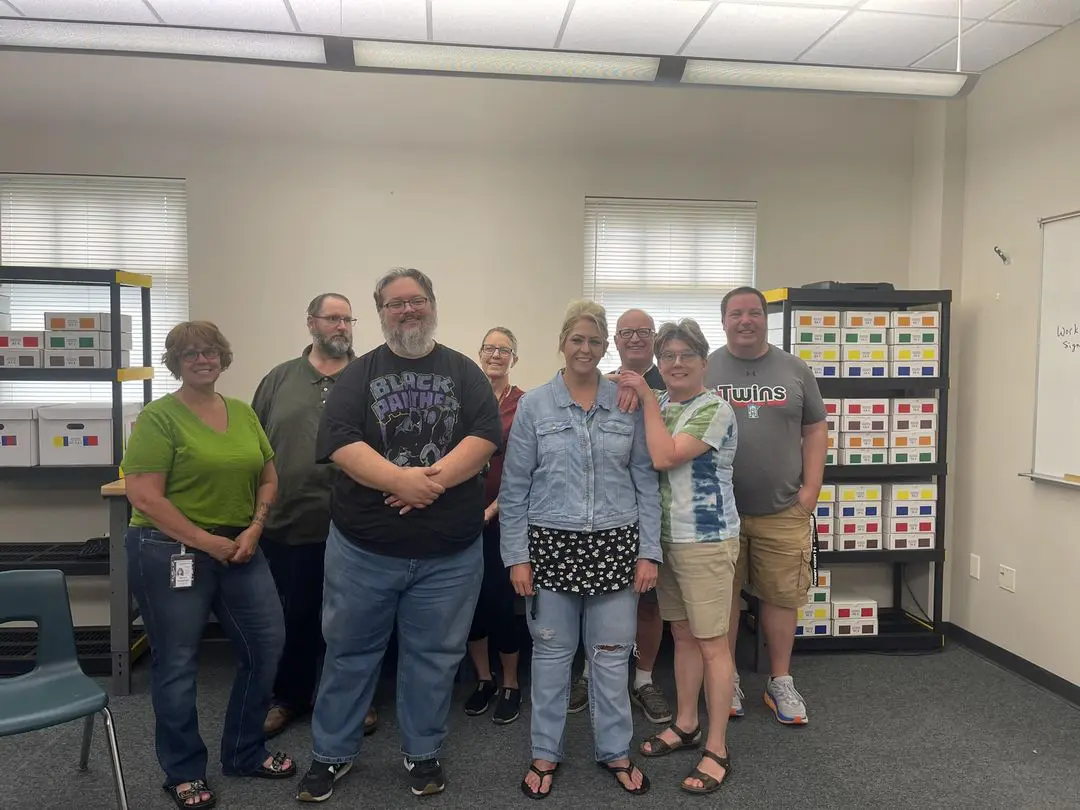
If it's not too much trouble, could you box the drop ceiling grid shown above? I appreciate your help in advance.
[10,0,158,24]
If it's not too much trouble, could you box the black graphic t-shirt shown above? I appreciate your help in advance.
[316,342,502,558]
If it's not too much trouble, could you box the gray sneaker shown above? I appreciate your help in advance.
[631,683,673,724]
[568,675,589,714]
[731,672,745,718]
[765,674,808,725]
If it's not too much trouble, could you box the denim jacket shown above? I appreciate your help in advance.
[499,371,662,567]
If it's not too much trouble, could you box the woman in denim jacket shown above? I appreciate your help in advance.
[500,300,663,800]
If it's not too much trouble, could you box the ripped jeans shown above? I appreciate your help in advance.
[525,586,638,763]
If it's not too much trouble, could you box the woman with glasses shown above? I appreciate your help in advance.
[617,319,739,796]
[122,321,294,809]
[464,327,526,724]
[500,300,662,800]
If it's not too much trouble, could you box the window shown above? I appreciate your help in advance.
[583,197,757,371]
[0,175,189,403]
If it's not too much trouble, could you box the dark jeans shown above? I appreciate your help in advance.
[468,519,520,656]
[262,535,326,713]
[126,526,285,787]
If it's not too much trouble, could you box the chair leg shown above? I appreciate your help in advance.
[79,714,94,771]
[100,707,130,810]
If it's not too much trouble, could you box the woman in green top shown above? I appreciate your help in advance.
[122,321,294,809]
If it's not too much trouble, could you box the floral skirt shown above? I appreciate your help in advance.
[528,522,638,597]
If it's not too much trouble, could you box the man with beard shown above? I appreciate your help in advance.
[252,293,378,740]
[297,268,501,803]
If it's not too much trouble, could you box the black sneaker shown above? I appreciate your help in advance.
[296,760,352,803]
[463,680,497,716]
[404,756,445,797]
[491,687,521,725]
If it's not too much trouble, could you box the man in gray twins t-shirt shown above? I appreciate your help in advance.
[704,286,827,728]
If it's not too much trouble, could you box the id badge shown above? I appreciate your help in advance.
[170,545,195,589]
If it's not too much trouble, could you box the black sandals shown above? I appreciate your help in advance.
[597,759,650,795]
[164,779,216,809]
[680,749,732,795]
[640,723,702,757]
[520,762,559,800]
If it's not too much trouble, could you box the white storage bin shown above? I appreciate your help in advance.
[0,404,42,466]
[37,402,142,466]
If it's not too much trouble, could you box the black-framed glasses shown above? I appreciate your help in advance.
[312,315,357,326]
[658,350,700,364]
[480,345,514,358]
[617,328,655,340]
[180,348,221,362]
[382,296,430,313]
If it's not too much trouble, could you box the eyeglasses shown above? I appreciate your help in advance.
[312,315,357,326]
[180,348,221,362]
[480,345,514,358]
[658,351,700,364]
[617,328,655,340]
[382,296,430,313]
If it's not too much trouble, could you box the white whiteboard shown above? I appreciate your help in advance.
[1032,213,1080,482]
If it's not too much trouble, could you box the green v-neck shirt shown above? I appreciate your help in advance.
[122,393,274,530]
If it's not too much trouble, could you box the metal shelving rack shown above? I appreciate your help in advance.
[0,266,153,677]
[746,285,951,667]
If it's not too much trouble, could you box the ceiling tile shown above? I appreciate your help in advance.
[291,0,428,40]
[14,0,158,24]
[801,10,973,67]
[0,1,21,16]
[432,0,568,49]
[559,0,711,55]
[683,3,847,62]
[718,0,862,6]
[915,20,1060,71]
[861,0,1013,18]
[991,0,1080,26]
[149,0,296,32]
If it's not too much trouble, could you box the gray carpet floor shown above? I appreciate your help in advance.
[3,636,1079,810]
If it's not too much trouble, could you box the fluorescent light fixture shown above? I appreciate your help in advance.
[682,60,973,98]
[353,41,659,82]
[0,19,326,64]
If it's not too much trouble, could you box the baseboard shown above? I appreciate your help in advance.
[945,623,1080,707]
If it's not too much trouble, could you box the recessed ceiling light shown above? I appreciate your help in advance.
[353,40,659,82]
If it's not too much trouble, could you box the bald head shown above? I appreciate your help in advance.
[616,309,655,332]
[614,308,657,371]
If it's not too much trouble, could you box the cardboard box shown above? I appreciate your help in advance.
[891,310,939,328]
[840,432,888,449]
[843,346,888,362]
[892,397,938,414]
[842,311,890,328]
[838,501,881,518]
[891,430,936,448]
[795,345,840,363]
[889,344,939,362]
[835,534,882,551]
[44,312,133,333]
[843,398,889,416]
[36,403,142,466]
[815,569,832,588]
[891,413,938,432]
[44,350,131,369]
[46,330,133,351]
[798,603,831,622]
[888,516,935,534]
[832,597,878,620]
[839,449,887,465]
[833,618,879,636]
[887,499,936,517]
[0,331,45,349]
[815,502,834,519]
[807,586,831,604]
[890,447,937,464]
[822,398,841,416]
[838,483,882,501]
[795,620,832,637]
[816,534,834,552]
[841,327,887,344]
[806,361,840,378]
[886,482,938,501]
[794,310,839,328]
[884,533,935,550]
[888,327,939,345]
[826,430,839,449]
[842,361,888,378]
[892,361,939,378]
[842,416,889,432]
[815,517,834,537]
[838,517,881,535]
[818,484,837,502]
[0,349,43,368]
[793,326,840,344]
[0,404,42,466]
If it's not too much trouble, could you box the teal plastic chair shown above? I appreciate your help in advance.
[0,569,129,809]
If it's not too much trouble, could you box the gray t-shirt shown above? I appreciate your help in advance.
[704,346,826,517]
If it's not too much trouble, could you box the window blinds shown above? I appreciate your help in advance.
[0,175,189,403]
[583,197,757,371]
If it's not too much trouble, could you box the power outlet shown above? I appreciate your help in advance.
[970,554,981,580]
[998,565,1017,593]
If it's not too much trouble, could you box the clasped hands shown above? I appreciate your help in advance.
[609,370,648,412]
[203,526,260,566]
[383,464,445,515]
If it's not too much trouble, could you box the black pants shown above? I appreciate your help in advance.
[262,535,326,713]
[468,520,520,656]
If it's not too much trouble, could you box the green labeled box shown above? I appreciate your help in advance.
[46,330,133,351]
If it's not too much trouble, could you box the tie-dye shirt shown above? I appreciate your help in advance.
[658,390,740,544]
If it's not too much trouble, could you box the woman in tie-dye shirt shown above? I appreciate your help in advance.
[617,318,739,797]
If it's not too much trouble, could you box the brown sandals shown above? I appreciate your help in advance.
[681,749,732,795]
[640,723,702,757]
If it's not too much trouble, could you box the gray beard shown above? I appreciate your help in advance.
[383,313,437,358]
[312,333,352,359]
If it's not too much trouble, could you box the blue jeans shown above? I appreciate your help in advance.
[126,527,285,787]
[526,586,638,763]
[310,523,483,764]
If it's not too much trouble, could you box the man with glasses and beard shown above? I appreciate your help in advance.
[296,268,501,803]
[252,293,378,740]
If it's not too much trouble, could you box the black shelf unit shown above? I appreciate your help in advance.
[0,266,154,679]
[760,286,951,660]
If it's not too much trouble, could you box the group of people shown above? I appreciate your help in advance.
[119,267,827,809]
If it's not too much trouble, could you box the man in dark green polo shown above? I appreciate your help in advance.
[253,292,377,739]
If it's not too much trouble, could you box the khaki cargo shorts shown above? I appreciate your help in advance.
[735,502,813,609]
[656,540,738,639]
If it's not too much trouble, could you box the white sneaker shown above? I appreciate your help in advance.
[730,672,745,718]
[765,674,808,725]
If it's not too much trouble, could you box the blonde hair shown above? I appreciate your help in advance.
[558,299,608,351]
